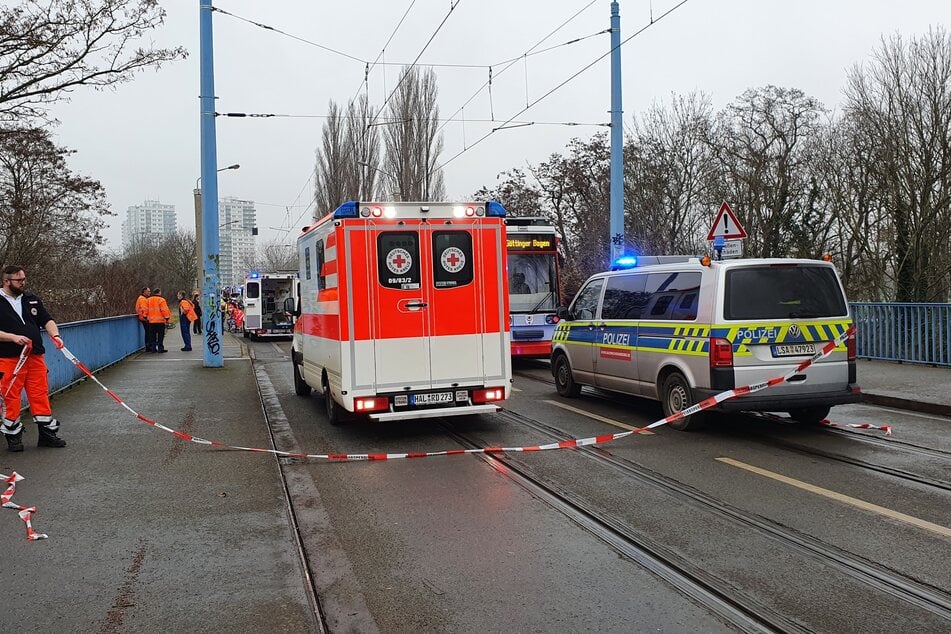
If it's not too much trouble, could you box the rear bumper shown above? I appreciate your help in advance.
[511,340,552,358]
[695,387,863,412]
[369,404,501,421]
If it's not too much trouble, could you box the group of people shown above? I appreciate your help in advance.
[135,288,204,352]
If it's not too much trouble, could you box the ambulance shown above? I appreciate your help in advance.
[292,201,512,423]
[551,256,861,430]
[242,271,298,339]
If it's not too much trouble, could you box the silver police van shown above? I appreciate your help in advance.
[550,257,861,430]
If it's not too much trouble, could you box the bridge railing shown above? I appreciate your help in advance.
[850,302,950,367]
[44,314,144,395]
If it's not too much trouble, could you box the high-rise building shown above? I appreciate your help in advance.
[121,200,176,252]
[219,197,257,288]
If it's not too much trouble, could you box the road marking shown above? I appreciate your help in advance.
[717,457,951,539]
[544,400,655,434]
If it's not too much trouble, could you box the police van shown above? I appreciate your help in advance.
[550,256,861,430]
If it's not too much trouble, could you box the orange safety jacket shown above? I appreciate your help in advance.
[179,299,198,323]
[135,295,149,321]
[146,295,171,324]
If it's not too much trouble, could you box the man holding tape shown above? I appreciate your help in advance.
[0,265,66,452]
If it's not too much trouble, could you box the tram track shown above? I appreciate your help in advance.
[514,369,951,492]
[444,406,951,625]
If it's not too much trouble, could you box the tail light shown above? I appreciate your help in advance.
[847,329,856,361]
[472,388,505,403]
[354,397,389,413]
[709,338,734,368]
[545,314,560,325]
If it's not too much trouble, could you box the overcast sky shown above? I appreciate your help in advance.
[48,0,948,252]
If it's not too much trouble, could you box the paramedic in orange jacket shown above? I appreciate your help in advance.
[136,286,151,346]
[0,265,67,451]
[176,291,198,351]
[146,287,172,353]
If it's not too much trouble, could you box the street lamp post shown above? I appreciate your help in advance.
[194,164,239,293]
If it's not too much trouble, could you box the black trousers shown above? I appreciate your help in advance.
[140,319,149,348]
[147,322,166,351]
[193,315,203,334]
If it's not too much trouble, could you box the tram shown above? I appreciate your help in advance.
[506,217,562,358]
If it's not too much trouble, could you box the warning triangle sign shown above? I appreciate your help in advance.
[707,202,747,240]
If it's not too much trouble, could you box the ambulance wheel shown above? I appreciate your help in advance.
[293,357,311,397]
[323,381,345,426]
[788,406,830,426]
[661,372,706,431]
[553,354,581,398]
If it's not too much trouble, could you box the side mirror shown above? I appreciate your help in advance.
[556,305,572,321]
[284,297,296,314]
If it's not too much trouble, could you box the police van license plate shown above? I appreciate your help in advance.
[410,392,453,406]
[772,343,816,357]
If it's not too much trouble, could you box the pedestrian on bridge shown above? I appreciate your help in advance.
[0,265,67,451]
[147,288,171,353]
[191,290,203,335]
[136,287,151,344]
[176,291,198,351]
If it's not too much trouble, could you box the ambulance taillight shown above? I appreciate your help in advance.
[709,338,734,368]
[355,397,389,413]
[472,388,505,403]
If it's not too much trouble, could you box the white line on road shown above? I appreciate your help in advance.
[544,400,655,434]
[717,457,951,539]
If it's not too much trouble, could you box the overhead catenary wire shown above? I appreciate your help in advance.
[215,111,608,127]
[350,0,419,102]
[435,0,693,172]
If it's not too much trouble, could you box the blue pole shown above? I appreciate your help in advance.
[200,0,223,367]
[609,1,624,263]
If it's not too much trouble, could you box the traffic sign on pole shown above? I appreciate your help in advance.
[706,202,747,241]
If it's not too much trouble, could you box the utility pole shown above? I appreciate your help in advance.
[609,1,624,263]
[199,0,223,368]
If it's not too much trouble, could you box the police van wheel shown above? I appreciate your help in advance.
[323,382,345,426]
[293,357,311,396]
[662,372,705,431]
[553,354,582,398]
[788,406,830,425]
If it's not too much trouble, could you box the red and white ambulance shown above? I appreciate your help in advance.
[292,201,512,423]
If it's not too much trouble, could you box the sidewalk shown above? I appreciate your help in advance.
[2,325,316,631]
[857,358,951,417]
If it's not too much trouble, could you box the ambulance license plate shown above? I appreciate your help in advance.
[411,392,453,406]
[772,343,816,357]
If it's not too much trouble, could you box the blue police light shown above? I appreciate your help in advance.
[332,201,359,218]
[486,201,507,217]
[249,271,259,279]
[612,255,638,270]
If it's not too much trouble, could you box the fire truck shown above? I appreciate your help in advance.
[242,271,299,339]
[292,201,512,423]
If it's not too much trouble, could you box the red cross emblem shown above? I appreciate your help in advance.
[440,247,465,274]
[386,248,412,275]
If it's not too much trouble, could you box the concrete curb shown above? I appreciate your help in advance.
[861,392,951,418]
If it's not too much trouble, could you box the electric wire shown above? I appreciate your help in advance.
[350,0,419,102]
[435,0,693,172]
[215,111,607,127]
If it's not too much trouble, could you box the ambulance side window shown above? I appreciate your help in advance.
[378,232,421,290]
[315,240,326,291]
[304,247,312,280]
[601,274,649,319]
[570,278,604,320]
[432,231,473,288]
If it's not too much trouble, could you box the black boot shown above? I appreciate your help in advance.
[4,431,23,452]
[36,420,66,448]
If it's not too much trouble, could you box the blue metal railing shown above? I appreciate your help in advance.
[850,302,951,367]
[43,314,144,394]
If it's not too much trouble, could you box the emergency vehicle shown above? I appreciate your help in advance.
[551,256,861,430]
[292,201,512,423]
[242,271,299,339]
[506,217,562,358]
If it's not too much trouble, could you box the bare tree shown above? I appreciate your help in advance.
[0,0,186,122]
[843,28,951,301]
[345,94,382,200]
[241,240,296,273]
[313,101,349,215]
[472,168,544,217]
[382,66,445,200]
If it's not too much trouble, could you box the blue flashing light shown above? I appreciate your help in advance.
[713,235,725,249]
[612,255,638,270]
[249,271,259,279]
[332,201,359,219]
[486,201,507,217]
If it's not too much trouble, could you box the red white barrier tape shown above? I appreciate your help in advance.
[54,326,857,462]
[0,343,31,421]
[820,419,892,435]
[2,472,47,541]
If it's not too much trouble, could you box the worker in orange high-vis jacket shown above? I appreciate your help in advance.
[136,286,151,348]
[176,291,198,351]
[0,265,67,451]
[146,287,172,353]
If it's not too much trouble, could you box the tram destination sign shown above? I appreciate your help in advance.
[506,234,556,251]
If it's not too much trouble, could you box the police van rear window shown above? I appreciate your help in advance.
[724,266,847,320]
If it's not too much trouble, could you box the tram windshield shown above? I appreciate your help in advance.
[508,252,558,313]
